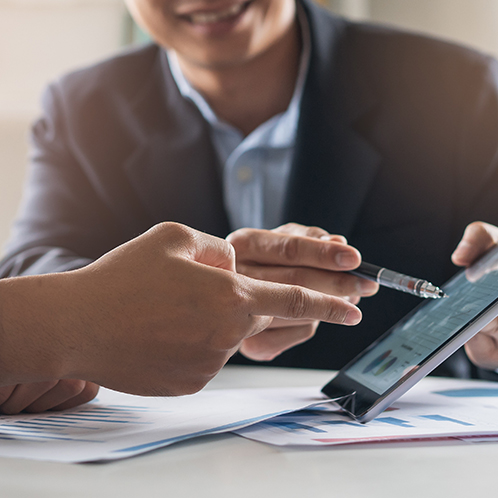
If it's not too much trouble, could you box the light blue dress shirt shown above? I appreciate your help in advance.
[166,12,311,231]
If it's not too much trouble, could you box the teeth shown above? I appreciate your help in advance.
[189,3,245,24]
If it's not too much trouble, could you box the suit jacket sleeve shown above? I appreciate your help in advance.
[0,82,123,276]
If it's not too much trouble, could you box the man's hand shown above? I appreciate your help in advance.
[227,223,378,361]
[0,223,362,406]
[452,221,498,370]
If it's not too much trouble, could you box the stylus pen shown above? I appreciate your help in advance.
[350,262,448,299]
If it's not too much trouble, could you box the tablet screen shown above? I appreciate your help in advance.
[343,250,498,395]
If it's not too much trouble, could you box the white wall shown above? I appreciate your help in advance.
[368,0,498,59]
[328,0,370,21]
[0,0,125,118]
[328,0,498,59]
[0,0,125,252]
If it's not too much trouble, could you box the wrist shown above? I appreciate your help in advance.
[0,274,76,385]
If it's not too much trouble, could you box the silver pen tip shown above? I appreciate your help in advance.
[421,282,448,299]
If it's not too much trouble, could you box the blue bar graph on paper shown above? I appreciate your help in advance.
[434,388,498,398]
[323,420,364,428]
[375,417,414,428]
[79,409,141,419]
[0,400,165,455]
[43,418,78,425]
[2,426,54,435]
[45,416,130,424]
[106,404,171,413]
[18,420,77,429]
[265,421,327,433]
[420,415,473,426]
[53,413,112,419]
[0,430,101,443]
[10,422,64,431]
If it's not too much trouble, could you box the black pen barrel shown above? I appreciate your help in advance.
[350,262,380,281]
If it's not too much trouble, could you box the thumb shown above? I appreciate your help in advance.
[187,230,237,273]
[452,222,498,267]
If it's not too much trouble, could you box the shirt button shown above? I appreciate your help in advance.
[237,166,253,183]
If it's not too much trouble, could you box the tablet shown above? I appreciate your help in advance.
[321,245,498,423]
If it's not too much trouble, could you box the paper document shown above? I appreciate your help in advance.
[2,377,498,462]
[0,386,326,463]
[235,377,498,446]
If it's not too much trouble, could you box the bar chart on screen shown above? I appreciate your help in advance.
[344,265,498,395]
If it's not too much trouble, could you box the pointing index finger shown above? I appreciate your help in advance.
[244,276,362,326]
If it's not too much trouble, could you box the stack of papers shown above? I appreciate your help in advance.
[1,377,498,462]
[0,386,325,463]
[235,377,498,447]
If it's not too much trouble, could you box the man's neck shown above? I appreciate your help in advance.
[177,20,302,136]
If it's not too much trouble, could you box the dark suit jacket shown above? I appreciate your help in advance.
[3,0,498,376]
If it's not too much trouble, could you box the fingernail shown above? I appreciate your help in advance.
[357,279,379,295]
[336,251,358,268]
[320,235,333,241]
[344,309,362,326]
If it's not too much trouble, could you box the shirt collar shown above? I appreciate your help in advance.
[166,5,311,149]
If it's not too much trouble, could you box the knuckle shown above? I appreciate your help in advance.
[316,240,335,266]
[286,287,310,319]
[220,277,248,310]
[273,222,299,234]
[304,225,328,238]
[152,222,196,246]
[279,237,301,263]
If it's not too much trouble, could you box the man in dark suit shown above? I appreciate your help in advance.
[2,0,498,401]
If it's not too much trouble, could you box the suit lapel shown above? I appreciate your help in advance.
[284,2,381,239]
[119,5,381,241]
[123,49,230,238]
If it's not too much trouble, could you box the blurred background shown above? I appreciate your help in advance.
[2,0,498,251]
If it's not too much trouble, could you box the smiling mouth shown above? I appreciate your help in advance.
[180,1,252,24]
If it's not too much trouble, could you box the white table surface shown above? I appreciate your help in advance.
[1,365,496,498]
